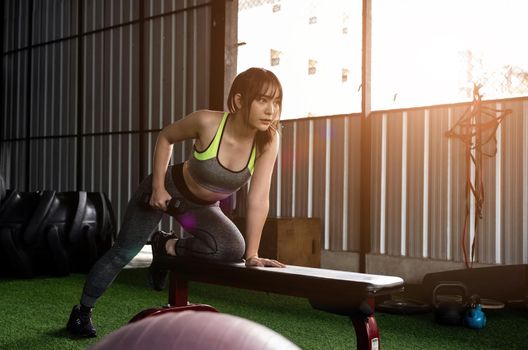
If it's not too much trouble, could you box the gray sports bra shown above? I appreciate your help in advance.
[186,112,256,194]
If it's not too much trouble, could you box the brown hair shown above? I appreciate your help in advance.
[227,67,283,152]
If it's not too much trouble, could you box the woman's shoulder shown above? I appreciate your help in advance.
[187,109,224,128]
[257,128,280,156]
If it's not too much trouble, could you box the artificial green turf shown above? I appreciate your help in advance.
[0,268,527,349]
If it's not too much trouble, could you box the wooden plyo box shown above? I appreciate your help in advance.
[233,217,321,267]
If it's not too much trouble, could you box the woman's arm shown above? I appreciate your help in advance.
[149,110,207,211]
[244,131,285,267]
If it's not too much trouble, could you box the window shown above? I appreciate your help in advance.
[238,0,528,117]
[372,0,528,110]
[237,0,363,119]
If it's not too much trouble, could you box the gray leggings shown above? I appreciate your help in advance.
[80,165,245,308]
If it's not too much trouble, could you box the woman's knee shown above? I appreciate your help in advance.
[218,231,245,261]
[181,207,245,261]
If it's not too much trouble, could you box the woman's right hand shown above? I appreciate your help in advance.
[149,187,172,211]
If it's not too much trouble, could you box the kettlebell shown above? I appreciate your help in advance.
[464,294,487,329]
[432,282,469,326]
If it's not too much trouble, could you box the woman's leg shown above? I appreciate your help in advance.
[68,171,174,337]
[173,203,245,262]
[79,173,165,308]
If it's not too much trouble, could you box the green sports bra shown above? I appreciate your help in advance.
[187,112,257,194]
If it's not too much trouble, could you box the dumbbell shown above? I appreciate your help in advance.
[142,193,186,216]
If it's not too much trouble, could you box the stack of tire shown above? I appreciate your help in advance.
[0,173,116,278]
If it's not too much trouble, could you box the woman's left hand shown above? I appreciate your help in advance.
[245,256,286,268]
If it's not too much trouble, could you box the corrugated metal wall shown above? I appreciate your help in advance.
[1,0,212,231]
[369,99,528,265]
[236,98,528,266]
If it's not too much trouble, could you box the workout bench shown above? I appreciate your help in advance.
[132,256,404,350]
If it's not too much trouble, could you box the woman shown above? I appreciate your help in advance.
[67,67,285,338]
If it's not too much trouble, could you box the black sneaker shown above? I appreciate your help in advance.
[66,305,97,338]
[148,231,177,291]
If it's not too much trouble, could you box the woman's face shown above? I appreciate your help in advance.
[247,86,281,132]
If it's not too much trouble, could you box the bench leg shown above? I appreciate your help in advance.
[350,298,380,350]
[169,271,189,306]
[351,315,380,350]
[128,271,219,323]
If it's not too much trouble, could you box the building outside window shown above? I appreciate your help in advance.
[238,0,528,118]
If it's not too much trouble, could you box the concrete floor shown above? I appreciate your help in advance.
[125,245,153,269]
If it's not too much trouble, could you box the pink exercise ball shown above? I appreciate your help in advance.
[90,311,300,350]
